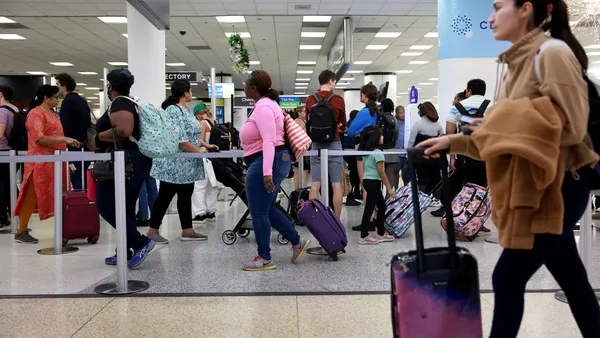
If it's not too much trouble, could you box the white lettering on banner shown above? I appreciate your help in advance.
[165,72,197,82]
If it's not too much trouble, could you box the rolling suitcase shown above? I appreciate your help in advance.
[384,186,433,238]
[298,199,347,261]
[440,183,492,241]
[391,147,483,338]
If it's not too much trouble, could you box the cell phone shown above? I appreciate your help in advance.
[459,115,476,124]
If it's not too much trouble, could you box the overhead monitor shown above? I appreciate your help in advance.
[327,17,353,81]
[378,81,390,102]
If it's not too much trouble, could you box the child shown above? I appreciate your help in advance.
[358,126,397,245]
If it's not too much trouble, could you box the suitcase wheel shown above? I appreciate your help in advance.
[87,237,99,244]
[222,230,237,245]
[238,229,250,238]
[328,251,339,262]
[277,234,289,245]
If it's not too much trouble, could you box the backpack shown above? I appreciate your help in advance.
[114,97,180,159]
[1,105,27,151]
[308,94,337,142]
[534,38,600,189]
[377,111,399,149]
[205,119,231,150]
[455,100,490,133]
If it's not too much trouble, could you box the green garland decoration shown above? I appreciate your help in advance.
[228,33,250,75]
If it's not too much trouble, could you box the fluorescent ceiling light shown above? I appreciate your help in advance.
[396,70,413,74]
[365,45,389,50]
[409,61,429,65]
[85,87,100,90]
[401,52,423,56]
[296,78,311,81]
[429,77,438,81]
[0,17,16,24]
[50,62,73,67]
[297,70,313,74]
[76,83,87,86]
[303,16,331,22]
[78,72,98,75]
[295,83,309,86]
[340,78,356,81]
[298,61,317,65]
[398,92,408,95]
[0,34,25,40]
[249,61,260,65]
[424,32,439,38]
[108,62,128,66]
[27,71,47,75]
[354,61,372,65]
[301,32,326,38]
[294,92,306,95]
[594,60,600,64]
[166,63,186,67]
[587,52,600,56]
[98,17,127,24]
[225,32,251,38]
[409,45,433,50]
[300,45,321,50]
[216,16,245,23]
[419,82,433,85]
[122,33,128,38]
[295,87,308,90]
[375,32,402,38]
[346,70,363,74]
[337,82,351,86]
[87,97,98,100]
[585,45,600,49]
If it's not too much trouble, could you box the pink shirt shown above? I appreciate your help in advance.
[240,97,286,176]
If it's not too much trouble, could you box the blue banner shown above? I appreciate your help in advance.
[409,86,419,104]
[438,0,510,60]
[215,106,224,124]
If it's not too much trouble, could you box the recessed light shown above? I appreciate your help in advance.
[354,61,372,65]
[587,52,600,56]
[409,45,433,50]
[396,70,413,74]
[297,70,313,74]
[337,82,351,86]
[401,52,423,56]
[298,61,317,65]
[78,72,98,75]
[365,45,389,50]
[340,78,356,81]
[375,32,402,38]
[296,78,311,81]
[76,83,87,86]
[303,16,331,22]
[27,71,47,75]
[0,34,25,40]
[585,45,600,49]
[398,92,408,95]
[98,16,127,24]
[225,32,251,38]
[294,92,306,95]
[50,62,74,67]
[429,77,438,81]
[85,87,100,90]
[419,82,433,85]
[346,70,363,74]
[424,32,439,38]
[0,17,16,24]
[301,32,326,38]
[122,33,128,38]
[87,97,98,100]
[191,83,198,86]
[249,61,261,65]
[295,87,308,90]
[300,45,322,50]
[409,61,429,65]
[216,16,245,23]
[108,62,128,66]
[594,60,600,64]
[166,63,186,67]
[295,83,308,86]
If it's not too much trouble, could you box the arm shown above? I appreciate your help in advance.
[347,110,368,137]
[98,109,134,143]
[448,134,482,160]
[336,96,347,132]
[0,109,8,140]
[376,159,394,195]
[252,104,278,176]
[198,120,216,149]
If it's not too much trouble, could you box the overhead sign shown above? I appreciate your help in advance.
[409,86,419,104]
[280,96,301,108]
[165,72,197,82]
[234,97,255,107]
[208,83,235,99]
[327,17,353,81]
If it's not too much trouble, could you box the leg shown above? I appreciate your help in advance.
[192,179,209,217]
[0,162,11,223]
[14,180,38,243]
[374,187,387,236]
[176,183,194,230]
[293,164,300,191]
[246,158,275,261]
[360,180,380,239]
[328,149,344,218]
[206,181,219,215]
[146,178,158,213]
[309,145,322,201]
[137,182,149,221]
[148,181,177,232]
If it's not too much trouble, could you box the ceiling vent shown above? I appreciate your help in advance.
[354,27,380,33]
[302,22,329,28]
[188,46,211,51]
[0,23,28,29]
[295,4,312,10]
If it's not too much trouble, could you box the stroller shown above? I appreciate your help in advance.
[210,157,292,245]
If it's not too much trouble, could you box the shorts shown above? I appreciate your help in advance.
[310,141,344,183]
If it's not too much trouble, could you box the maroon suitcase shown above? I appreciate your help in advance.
[63,190,100,246]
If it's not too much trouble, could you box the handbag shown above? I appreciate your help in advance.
[91,128,134,181]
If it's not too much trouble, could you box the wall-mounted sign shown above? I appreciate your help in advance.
[409,86,419,104]
[234,97,256,107]
[279,96,301,108]
[165,72,198,82]
[208,83,235,98]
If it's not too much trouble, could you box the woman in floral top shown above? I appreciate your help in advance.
[147,80,207,243]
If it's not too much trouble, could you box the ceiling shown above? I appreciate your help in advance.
[0,0,599,111]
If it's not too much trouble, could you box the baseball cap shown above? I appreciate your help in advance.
[193,102,206,114]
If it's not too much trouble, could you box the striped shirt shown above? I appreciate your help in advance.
[446,95,490,126]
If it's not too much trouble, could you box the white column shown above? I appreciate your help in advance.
[342,89,363,120]
[127,3,166,107]
[364,72,397,106]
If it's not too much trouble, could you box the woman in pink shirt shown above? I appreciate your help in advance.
[240,70,311,271]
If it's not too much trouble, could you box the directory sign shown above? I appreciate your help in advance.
[165,72,198,82]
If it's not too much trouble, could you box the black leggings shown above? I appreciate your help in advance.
[490,170,600,338]
[150,181,194,230]
[361,179,386,238]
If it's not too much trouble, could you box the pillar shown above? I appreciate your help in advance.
[364,72,397,106]
[438,0,510,125]
[215,73,232,125]
[127,3,166,107]
[342,89,363,120]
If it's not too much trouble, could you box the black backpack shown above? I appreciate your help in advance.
[206,120,231,151]
[377,111,399,149]
[1,105,27,151]
[308,94,337,142]
[455,99,490,133]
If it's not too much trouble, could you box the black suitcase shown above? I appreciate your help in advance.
[391,147,483,338]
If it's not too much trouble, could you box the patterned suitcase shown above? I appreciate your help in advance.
[384,186,433,238]
[391,147,483,338]
[298,199,347,261]
[440,183,492,241]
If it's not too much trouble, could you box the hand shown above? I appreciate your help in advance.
[264,176,275,193]
[198,147,207,153]
[416,136,451,158]
[65,137,81,148]
[388,189,398,199]
[466,118,484,133]
[450,156,456,170]
[210,144,219,150]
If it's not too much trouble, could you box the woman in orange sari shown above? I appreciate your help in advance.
[13,85,80,244]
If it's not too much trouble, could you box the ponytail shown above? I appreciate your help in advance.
[161,94,178,110]
[366,100,378,116]
[547,0,588,71]
[360,83,379,116]
[266,88,279,103]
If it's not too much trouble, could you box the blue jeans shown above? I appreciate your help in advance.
[246,150,299,260]
[96,147,152,252]
[137,177,158,221]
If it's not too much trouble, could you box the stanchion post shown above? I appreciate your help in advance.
[298,156,304,188]
[320,149,329,207]
[9,149,18,234]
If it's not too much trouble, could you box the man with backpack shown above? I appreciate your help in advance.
[305,70,347,218]
[0,85,17,227]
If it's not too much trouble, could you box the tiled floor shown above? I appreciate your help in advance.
[0,181,599,296]
[0,293,583,337]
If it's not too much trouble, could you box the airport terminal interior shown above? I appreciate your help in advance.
[1,0,600,337]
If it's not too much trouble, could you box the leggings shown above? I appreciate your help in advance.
[17,180,37,232]
[361,179,386,238]
[150,181,194,230]
[490,171,600,338]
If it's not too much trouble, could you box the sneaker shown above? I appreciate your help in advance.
[345,199,361,206]
[14,231,38,244]
[291,237,311,263]
[243,256,276,271]
[430,207,445,218]
[128,240,155,269]
[376,233,395,243]
[193,214,206,223]
[104,254,133,266]
[148,233,169,244]
[205,213,216,222]
[480,226,491,233]
[430,198,442,208]
[359,235,379,245]
[181,231,208,241]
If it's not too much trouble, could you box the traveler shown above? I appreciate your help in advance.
[419,1,600,336]
[293,105,310,191]
[305,70,347,218]
[394,105,408,187]
[0,85,16,227]
[147,80,208,243]
[94,69,155,268]
[55,73,91,190]
[381,99,402,190]
[240,70,310,271]
[14,85,81,244]
[343,109,361,205]
[192,102,219,223]
[357,125,397,245]
[408,101,444,193]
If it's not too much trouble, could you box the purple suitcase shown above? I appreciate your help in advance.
[391,148,483,338]
[298,199,347,261]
